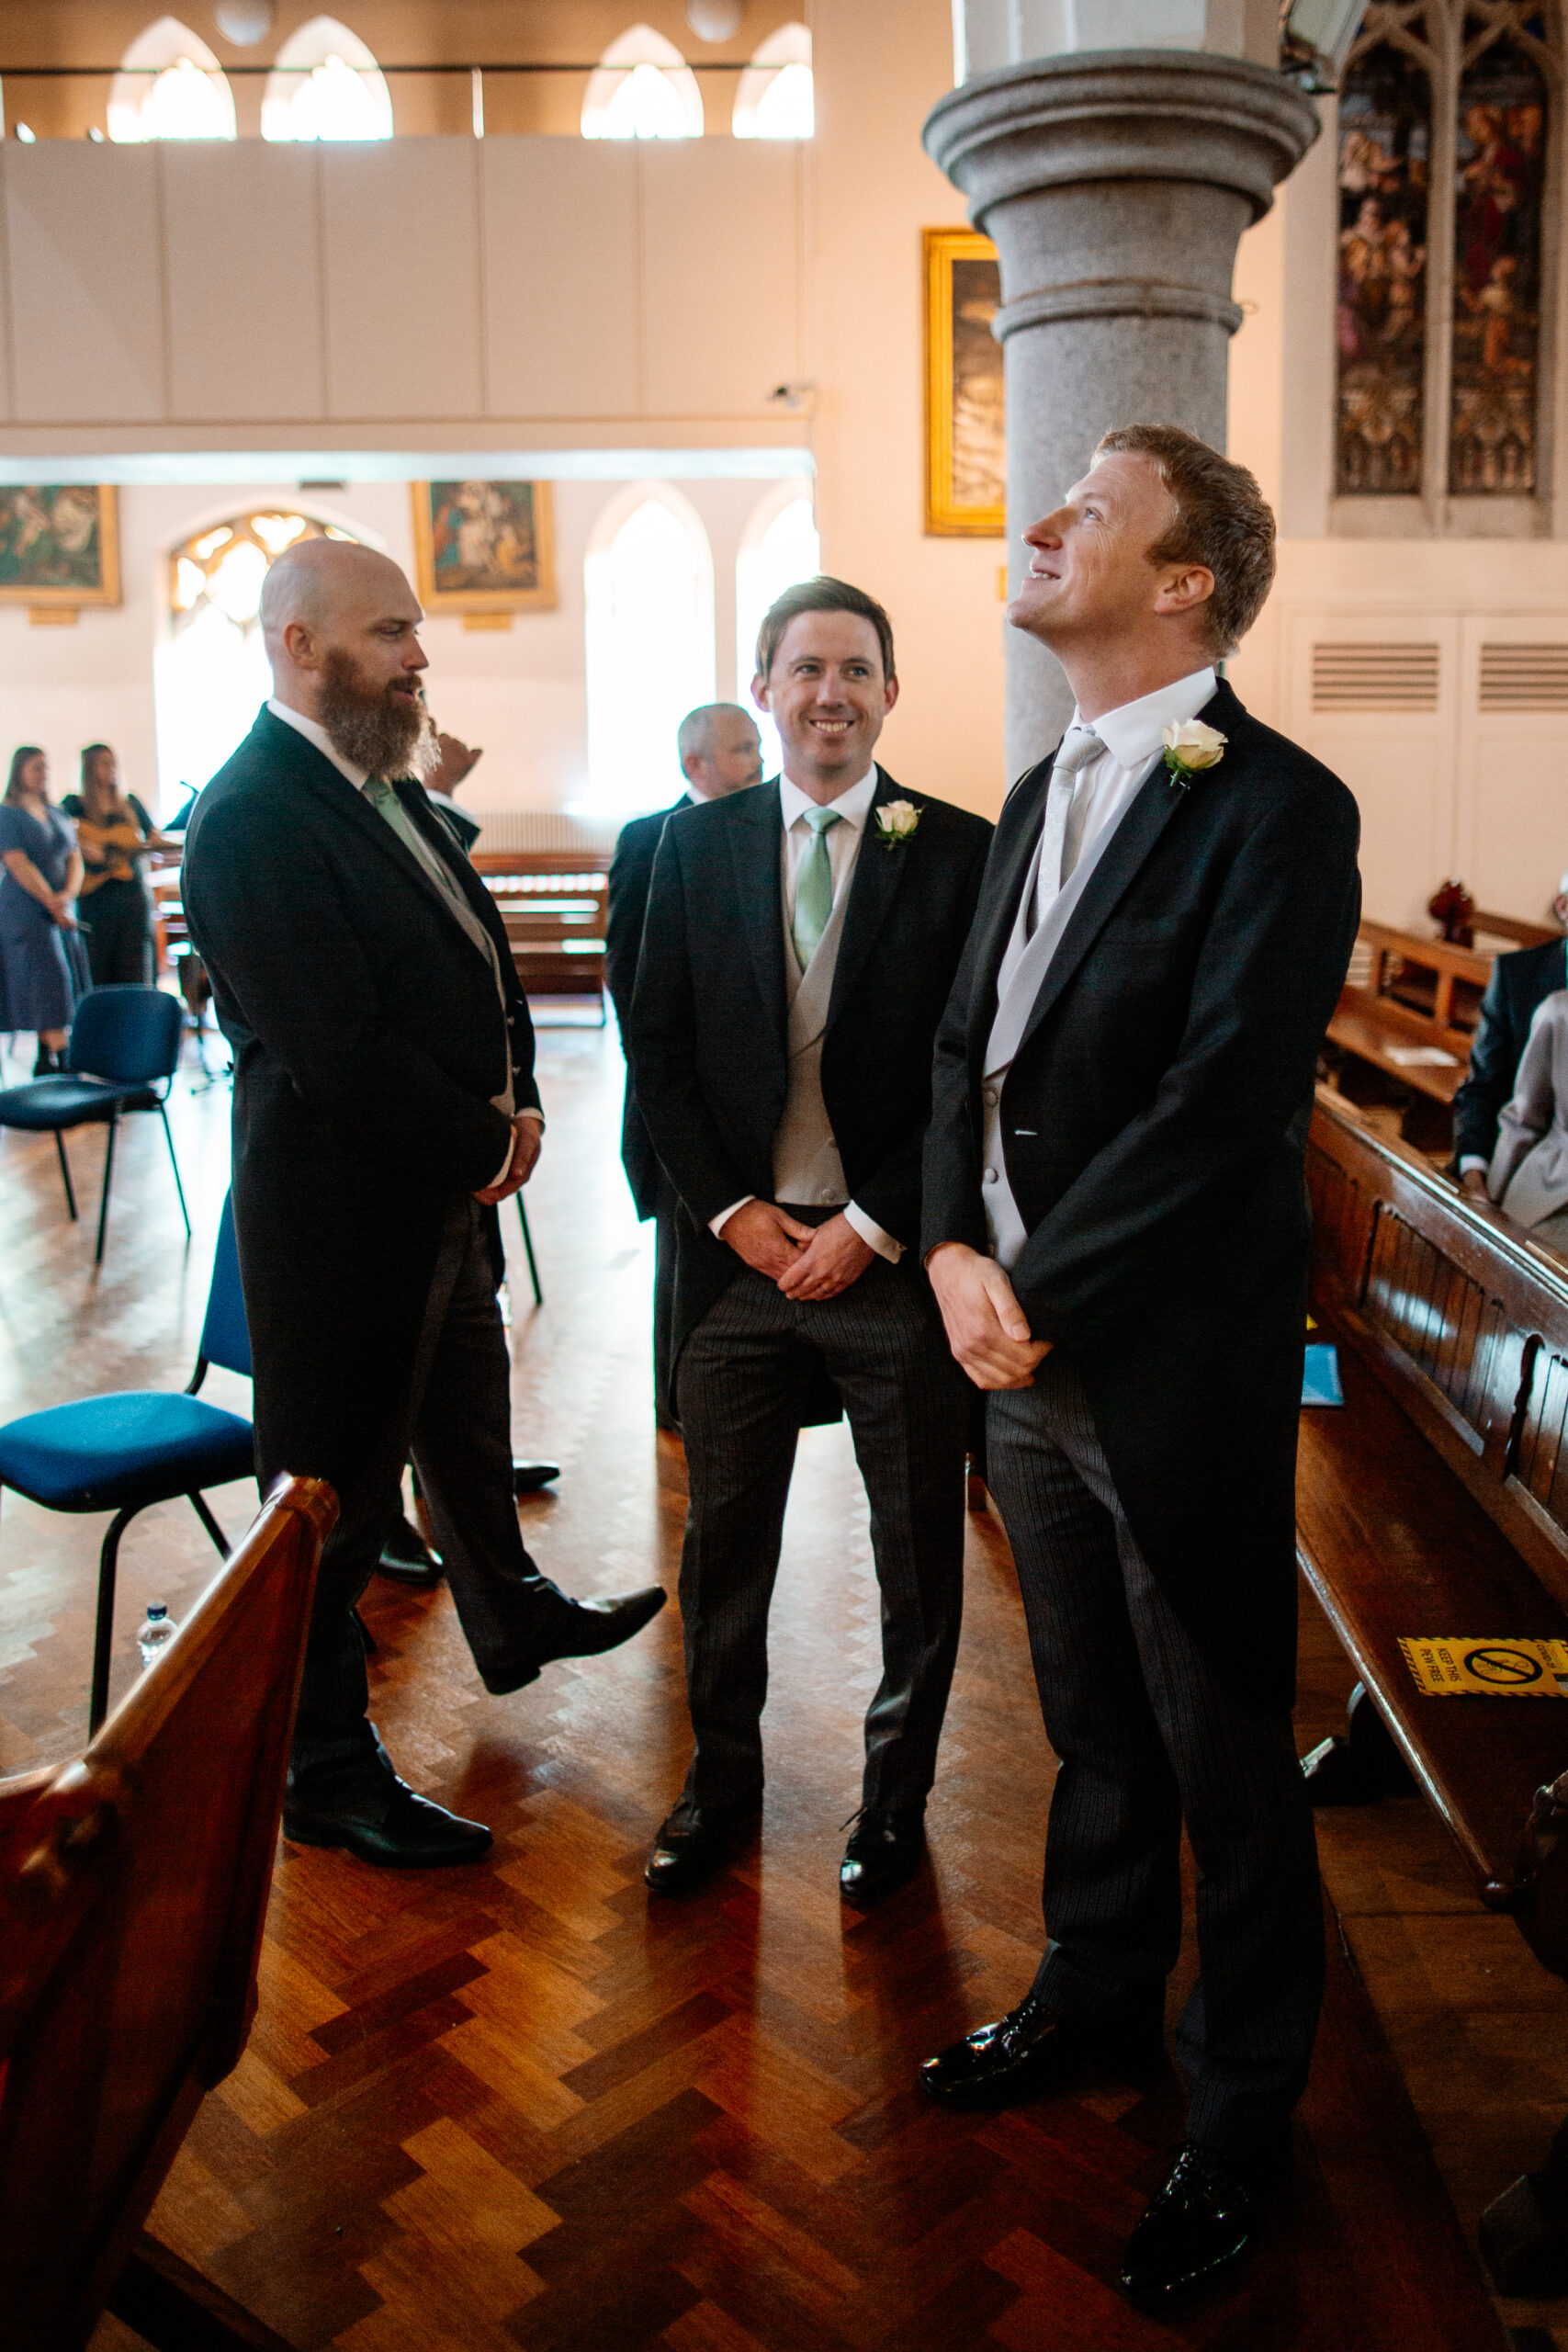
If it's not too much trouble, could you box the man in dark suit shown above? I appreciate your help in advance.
[606,703,762,1428]
[628,578,992,1904]
[1454,883,1568,1190]
[184,539,664,1870]
[919,427,1360,2312]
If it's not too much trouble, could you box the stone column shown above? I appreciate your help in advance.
[924,51,1319,765]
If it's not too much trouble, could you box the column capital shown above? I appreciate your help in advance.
[923,49,1319,231]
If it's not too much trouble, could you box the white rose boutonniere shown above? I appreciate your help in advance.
[874,797,921,850]
[1161,718,1226,791]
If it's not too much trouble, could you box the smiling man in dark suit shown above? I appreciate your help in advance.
[183,538,664,1871]
[918,428,1360,2312]
[627,579,991,1903]
[606,703,763,1428]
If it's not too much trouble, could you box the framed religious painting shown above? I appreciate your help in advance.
[0,485,120,609]
[924,228,1005,537]
[411,480,557,614]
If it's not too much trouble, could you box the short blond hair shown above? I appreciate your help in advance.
[1094,424,1275,656]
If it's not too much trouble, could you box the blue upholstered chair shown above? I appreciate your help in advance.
[0,984,191,1261]
[0,1194,254,1732]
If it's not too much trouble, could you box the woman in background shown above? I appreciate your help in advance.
[63,742,173,985]
[0,746,83,1072]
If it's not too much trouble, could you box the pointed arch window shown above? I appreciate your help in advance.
[736,485,819,774]
[584,487,715,815]
[1334,2,1561,518]
[262,17,392,141]
[108,17,236,142]
[582,26,704,141]
[734,23,814,140]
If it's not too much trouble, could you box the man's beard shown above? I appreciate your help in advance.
[319,649,438,782]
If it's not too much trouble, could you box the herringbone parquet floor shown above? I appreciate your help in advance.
[0,1020,1549,2349]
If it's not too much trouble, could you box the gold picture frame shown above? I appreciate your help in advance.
[924,229,1005,538]
[0,485,119,607]
[411,480,557,614]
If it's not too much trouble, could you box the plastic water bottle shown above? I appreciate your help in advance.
[137,1602,178,1669]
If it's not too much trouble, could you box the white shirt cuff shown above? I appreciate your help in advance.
[711,1195,756,1238]
[845,1201,903,1262]
[518,1108,545,1127]
[1459,1156,1489,1175]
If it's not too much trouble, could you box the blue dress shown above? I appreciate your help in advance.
[0,801,81,1031]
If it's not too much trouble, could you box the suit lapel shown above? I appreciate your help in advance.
[827,767,908,1025]
[263,711,473,937]
[728,780,788,1041]
[392,778,521,1001]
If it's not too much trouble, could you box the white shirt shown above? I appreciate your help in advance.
[982,666,1216,1269]
[711,763,901,1262]
[267,696,539,1190]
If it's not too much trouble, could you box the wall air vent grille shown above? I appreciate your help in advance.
[1478,645,1568,711]
[1311,643,1440,712]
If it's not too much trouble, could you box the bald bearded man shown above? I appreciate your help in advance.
[184,540,664,1868]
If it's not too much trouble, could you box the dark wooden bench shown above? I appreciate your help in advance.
[1303,1087,1568,2289]
[1324,921,1493,1150]
[472,847,609,1017]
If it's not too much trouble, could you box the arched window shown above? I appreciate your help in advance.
[584,486,715,815]
[157,511,363,804]
[733,22,814,140]
[108,17,236,142]
[582,25,704,141]
[1334,2,1560,514]
[262,16,392,141]
[736,484,820,775]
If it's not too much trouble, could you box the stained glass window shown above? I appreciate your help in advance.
[1336,24,1433,494]
[1449,14,1550,492]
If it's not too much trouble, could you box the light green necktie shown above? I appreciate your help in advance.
[792,806,841,973]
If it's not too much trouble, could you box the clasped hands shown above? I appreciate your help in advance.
[927,1242,1051,1390]
[723,1199,874,1302]
[473,1114,542,1206]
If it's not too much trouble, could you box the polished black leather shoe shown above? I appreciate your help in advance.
[920,1977,1167,2109]
[513,1459,561,1496]
[283,1744,491,1870]
[645,1797,761,1896]
[378,1512,444,1588]
[840,1805,925,1905]
[480,1576,667,1695]
[1118,2139,1287,2312]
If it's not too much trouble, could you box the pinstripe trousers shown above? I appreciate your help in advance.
[675,1250,969,1813]
[987,1356,1325,2157]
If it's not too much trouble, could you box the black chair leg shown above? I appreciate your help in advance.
[52,1128,77,1221]
[90,1503,141,1736]
[95,1109,120,1264]
[515,1193,543,1306]
[158,1100,192,1238]
[188,1493,230,1557]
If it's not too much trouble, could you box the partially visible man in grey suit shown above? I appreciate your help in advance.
[605,704,761,1428]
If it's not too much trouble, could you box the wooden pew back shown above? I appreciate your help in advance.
[0,1474,334,2352]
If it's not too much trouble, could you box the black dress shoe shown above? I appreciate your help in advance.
[1118,2140,1286,2312]
[645,1797,761,1896]
[920,1977,1167,2109]
[840,1805,925,1905]
[378,1512,444,1588]
[513,1459,561,1496]
[283,1742,491,1870]
[480,1576,666,1694]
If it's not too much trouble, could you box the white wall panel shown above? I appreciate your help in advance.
[164,145,323,422]
[639,143,802,419]
[482,140,638,420]
[321,141,481,420]
[5,145,165,422]
[1457,616,1568,922]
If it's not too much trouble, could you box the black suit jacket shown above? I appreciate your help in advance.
[628,766,992,1366]
[1451,935,1566,1165]
[923,681,1361,1707]
[606,796,691,1220]
[183,706,539,1492]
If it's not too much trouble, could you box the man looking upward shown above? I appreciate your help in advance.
[627,581,991,1903]
[919,429,1360,2312]
[606,704,763,1428]
[184,539,664,1870]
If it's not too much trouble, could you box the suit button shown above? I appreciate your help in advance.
[983,1087,998,1107]
[983,1167,998,1185]
[819,1188,837,1204]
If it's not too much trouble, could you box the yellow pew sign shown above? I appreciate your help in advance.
[1400,1637,1568,1697]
